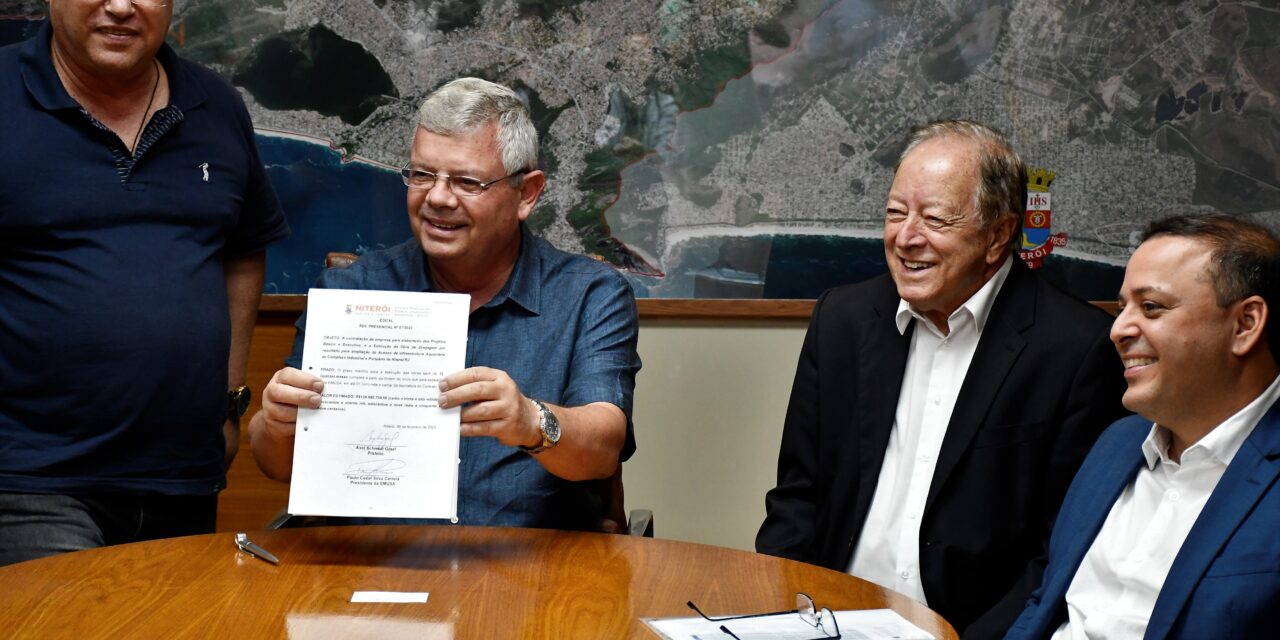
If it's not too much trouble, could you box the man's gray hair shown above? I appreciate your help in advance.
[416,78,539,178]
[897,119,1027,246]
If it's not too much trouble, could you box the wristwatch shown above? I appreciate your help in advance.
[227,385,252,421]
[519,398,561,454]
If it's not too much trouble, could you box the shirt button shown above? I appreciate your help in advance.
[1168,490,1181,501]
[900,570,911,579]
[931,395,941,405]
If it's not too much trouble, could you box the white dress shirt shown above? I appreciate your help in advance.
[847,257,1012,602]
[1051,374,1280,640]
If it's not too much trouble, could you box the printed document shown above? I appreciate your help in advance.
[643,608,934,640]
[288,288,468,519]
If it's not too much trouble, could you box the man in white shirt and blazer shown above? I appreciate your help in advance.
[757,120,1128,638]
[1006,213,1280,639]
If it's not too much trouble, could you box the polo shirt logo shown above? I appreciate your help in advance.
[200,162,209,182]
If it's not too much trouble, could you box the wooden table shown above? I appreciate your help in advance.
[0,526,958,639]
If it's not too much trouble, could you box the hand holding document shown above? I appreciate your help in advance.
[288,288,469,520]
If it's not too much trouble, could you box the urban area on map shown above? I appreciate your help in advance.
[2,0,1276,298]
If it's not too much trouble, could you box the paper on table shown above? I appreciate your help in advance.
[351,591,430,603]
[287,613,452,639]
[288,288,469,519]
[642,608,934,640]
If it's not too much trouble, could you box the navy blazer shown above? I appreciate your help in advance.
[757,261,1128,638]
[1006,407,1280,639]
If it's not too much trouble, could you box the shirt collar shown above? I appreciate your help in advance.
[418,223,542,315]
[20,21,206,113]
[155,41,207,111]
[895,255,1013,335]
[18,22,76,111]
[1141,372,1280,469]
[404,238,432,292]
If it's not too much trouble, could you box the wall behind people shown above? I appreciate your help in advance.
[627,318,808,551]
[7,1,1266,306]
[216,0,1267,304]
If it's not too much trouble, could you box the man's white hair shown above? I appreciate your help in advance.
[416,77,538,177]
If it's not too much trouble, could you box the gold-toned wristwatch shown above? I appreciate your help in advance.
[519,399,561,454]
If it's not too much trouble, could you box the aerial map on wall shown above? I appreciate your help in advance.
[3,0,1277,299]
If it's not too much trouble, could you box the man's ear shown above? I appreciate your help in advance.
[515,170,546,222]
[1231,295,1269,357]
[987,214,1018,263]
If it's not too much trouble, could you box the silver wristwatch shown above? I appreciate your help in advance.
[520,398,561,454]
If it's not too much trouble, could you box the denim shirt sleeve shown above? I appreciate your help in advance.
[561,269,641,461]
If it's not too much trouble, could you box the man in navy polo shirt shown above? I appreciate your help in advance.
[248,78,640,531]
[0,0,289,566]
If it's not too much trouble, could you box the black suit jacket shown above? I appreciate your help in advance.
[756,261,1128,638]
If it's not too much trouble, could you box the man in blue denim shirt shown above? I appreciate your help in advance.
[248,78,640,530]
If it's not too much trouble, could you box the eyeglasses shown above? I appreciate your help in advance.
[687,592,841,639]
[399,166,526,197]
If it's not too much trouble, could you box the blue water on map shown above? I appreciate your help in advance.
[260,135,1127,299]
[258,135,409,294]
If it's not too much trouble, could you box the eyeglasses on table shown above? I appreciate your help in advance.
[687,592,841,639]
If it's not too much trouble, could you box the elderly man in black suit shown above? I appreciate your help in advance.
[756,120,1127,638]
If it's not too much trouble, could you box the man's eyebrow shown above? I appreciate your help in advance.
[407,162,486,176]
[1122,285,1171,301]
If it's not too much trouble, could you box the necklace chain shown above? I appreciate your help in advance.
[131,58,161,155]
